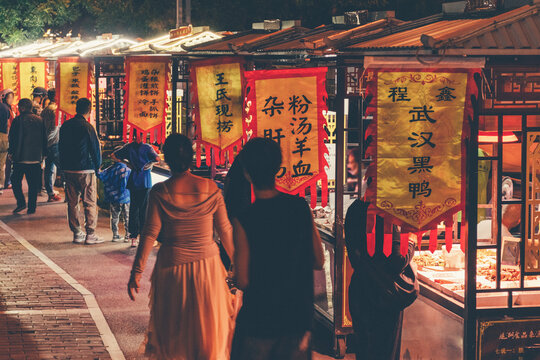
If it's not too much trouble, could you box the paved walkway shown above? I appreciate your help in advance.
[0,219,123,360]
[0,182,349,360]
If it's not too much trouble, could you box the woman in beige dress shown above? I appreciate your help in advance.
[128,134,235,360]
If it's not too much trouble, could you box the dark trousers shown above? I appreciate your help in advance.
[44,144,60,196]
[11,163,42,212]
[128,188,150,238]
[349,275,404,360]
[4,156,12,188]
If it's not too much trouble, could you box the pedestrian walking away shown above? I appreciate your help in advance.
[98,156,131,242]
[230,138,325,360]
[0,88,15,194]
[128,134,235,360]
[345,200,418,360]
[59,98,103,245]
[42,88,62,202]
[112,131,160,247]
[8,98,47,215]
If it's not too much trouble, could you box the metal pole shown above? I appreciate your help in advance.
[333,63,346,355]
[186,0,191,25]
[171,58,178,134]
[464,75,480,360]
[176,0,180,28]
[95,60,101,138]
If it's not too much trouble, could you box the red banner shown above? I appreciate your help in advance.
[190,57,244,167]
[55,57,92,124]
[244,67,329,208]
[18,58,48,100]
[364,67,479,255]
[0,59,19,103]
[123,56,170,143]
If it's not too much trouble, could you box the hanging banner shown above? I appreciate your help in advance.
[244,67,329,208]
[191,57,244,167]
[0,59,19,103]
[19,58,47,100]
[55,57,92,124]
[364,67,479,255]
[124,56,170,143]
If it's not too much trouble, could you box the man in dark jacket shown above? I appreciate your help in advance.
[8,98,47,214]
[59,98,103,245]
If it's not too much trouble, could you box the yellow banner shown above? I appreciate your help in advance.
[126,59,167,132]
[254,76,321,192]
[195,61,243,149]
[1,60,19,103]
[374,71,468,229]
[57,60,89,116]
[19,59,47,100]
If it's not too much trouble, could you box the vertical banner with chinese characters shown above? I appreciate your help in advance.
[190,57,244,167]
[0,59,19,103]
[124,56,170,144]
[364,68,479,255]
[55,57,92,124]
[19,58,47,100]
[244,67,329,208]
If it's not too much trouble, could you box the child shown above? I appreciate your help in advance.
[98,161,131,242]
[111,135,160,247]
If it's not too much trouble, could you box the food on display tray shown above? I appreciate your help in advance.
[414,252,444,268]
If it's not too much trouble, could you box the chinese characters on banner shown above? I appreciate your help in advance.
[55,58,92,123]
[364,68,479,256]
[19,58,47,99]
[244,67,329,208]
[124,56,170,143]
[0,59,20,103]
[191,58,244,167]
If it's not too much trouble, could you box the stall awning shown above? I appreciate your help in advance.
[341,4,540,55]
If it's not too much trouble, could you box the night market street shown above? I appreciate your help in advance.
[0,185,351,359]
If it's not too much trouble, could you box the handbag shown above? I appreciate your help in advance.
[358,253,419,312]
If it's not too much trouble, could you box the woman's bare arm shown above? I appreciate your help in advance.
[214,192,234,260]
[128,188,162,300]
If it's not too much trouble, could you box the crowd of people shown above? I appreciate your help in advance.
[128,136,325,360]
[0,87,415,359]
[1,87,60,214]
[125,135,414,360]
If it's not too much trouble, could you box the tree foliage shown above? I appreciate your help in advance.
[0,0,443,45]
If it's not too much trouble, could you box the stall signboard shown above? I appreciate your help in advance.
[479,318,540,359]
[364,68,479,255]
[19,58,47,100]
[0,59,19,103]
[244,67,329,208]
[191,57,244,167]
[55,58,92,123]
[124,56,170,143]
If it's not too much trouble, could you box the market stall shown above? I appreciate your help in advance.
[335,4,540,359]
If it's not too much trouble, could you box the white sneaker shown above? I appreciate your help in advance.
[73,232,86,244]
[85,234,105,245]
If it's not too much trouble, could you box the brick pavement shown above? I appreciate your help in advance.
[0,227,118,360]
